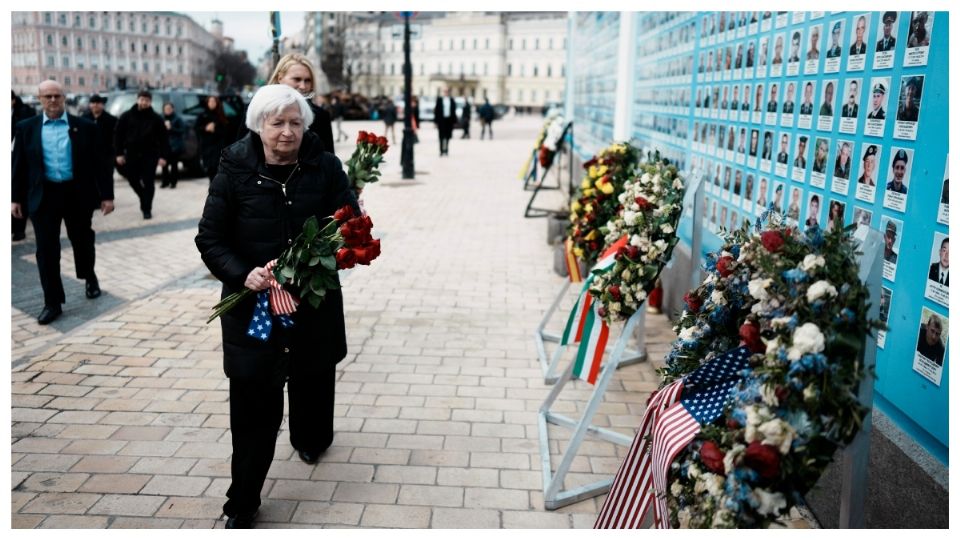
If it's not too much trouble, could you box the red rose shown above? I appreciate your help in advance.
[340,223,364,246]
[760,230,785,252]
[635,196,653,211]
[726,418,740,429]
[609,285,622,301]
[739,322,764,353]
[700,440,726,474]
[335,247,357,269]
[589,240,600,252]
[597,306,607,318]
[626,245,640,260]
[376,135,388,148]
[356,131,368,145]
[774,385,790,403]
[716,256,735,277]
[683,291,702,312]
[353,239,381,265]
[743,441,781,479]
[333,205,355,222]
[616,245,629,260]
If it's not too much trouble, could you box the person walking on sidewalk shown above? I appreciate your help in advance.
[196,85,359,529]
[161,102,185,189]
[114,90,169,220]
[478,98,495,140]
[460,97,472,139]
[381,99,398,144]
[11,80,114,324]
[195,95,232,183]
[81,94,117,186]
[434,87,457,156]
[11,90,36,241]
[331,95,348,142]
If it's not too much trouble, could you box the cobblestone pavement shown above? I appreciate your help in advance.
[11,116,684,529]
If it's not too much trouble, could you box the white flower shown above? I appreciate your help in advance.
[748,278,773,301]
[788,323,825,361]
[701,472,724,497]
[723,443,746,474]
[710,290,727,306]
[744,405,769,444]
[670,481,683,497]
[677,507,692,528]
[711,508,734,528]
[806,280,838,303]
[678,325,698,340]
[770,316,793,328]
[660,223,675,234]
[753,488,788,517]
[623,210,638,226]
[800,254,826,272]
[757,419,797,454]
[672,177,684,190]
[765,336,781,355]
[687,463,701,479]
[704,273,717,285]
[803,385,817,401]
[609,302,621,313]
[654,239,668,252]
[640,173,652,184]
[761,384,779,407]
[621,269,632,281]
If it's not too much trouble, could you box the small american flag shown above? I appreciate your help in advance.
[246,259,298,342]
[595,345,751,528]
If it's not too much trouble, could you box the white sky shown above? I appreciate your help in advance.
[184,11,305,60]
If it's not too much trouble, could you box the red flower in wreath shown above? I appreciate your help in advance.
[743,441,781,479]
[716,255,735,277]
[635,196,654,211]
[684,291,702,313]
[760,230,785,253]
[700,440,726,474]
[739,322,764,353]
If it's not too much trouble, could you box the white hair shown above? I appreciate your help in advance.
[245,84,314,133]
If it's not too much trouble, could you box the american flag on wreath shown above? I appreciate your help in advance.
[595,346,752,528]
[246,259,299,342]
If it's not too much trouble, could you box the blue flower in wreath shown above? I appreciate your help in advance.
[804,225,825,247]
[782,268,808,282]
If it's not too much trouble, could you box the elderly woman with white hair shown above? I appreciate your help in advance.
[195,84,358,528]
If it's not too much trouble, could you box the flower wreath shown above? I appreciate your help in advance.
[538,113,567,168]
[567,142,640,266]
[588,154,685,323]
[654,222,879,528]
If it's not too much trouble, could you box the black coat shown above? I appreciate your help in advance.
[434,96,458,138]
[114,104,170,163]
[195,131,359,380]
[195,109,232,170]
[12,113,114,215]
[81,111,118,178]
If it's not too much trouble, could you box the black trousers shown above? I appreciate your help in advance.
[30,180,96,307]
[439,137,451,155]
[481,121,493,139]
[124,158,158,213]
[461,122,470,138]
[223,359,336,517]
[12,214,27,237]
[160,158,179,187]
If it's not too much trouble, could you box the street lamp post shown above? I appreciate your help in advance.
[400,11,415,179]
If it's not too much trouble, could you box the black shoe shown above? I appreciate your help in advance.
[12,232,26,241]
[298,449,320,464]
[225,511,258,529]
[85,276,101,299]
[37,305,62,325]
[143,210,152,220]
[160,183,169,188]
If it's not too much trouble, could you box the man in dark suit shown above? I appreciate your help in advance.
[850,15,868,55]
[434,87,457,156]
[928,237,948,286]
[841,79,859,118]
[114,90,169,219]
[876,12,897,52]
[11,80,114,324]
[81,94,117,184]
[12,90,36,241]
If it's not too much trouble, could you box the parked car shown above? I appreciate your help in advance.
[100,89,244,176]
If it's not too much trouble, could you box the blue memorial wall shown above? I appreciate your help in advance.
[571,11,949,463]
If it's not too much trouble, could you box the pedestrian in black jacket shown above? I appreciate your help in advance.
[460,98,472,139]
[195,95,232,183]
[434,87,457,156]
[478,98,495,140]
[195,85,358,529]
[12,80,114,324]
[11,90,36,241]
[114,90,169,219]
[81,93,118,186]
[161,102,186,188]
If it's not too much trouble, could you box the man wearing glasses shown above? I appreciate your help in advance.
[11,80,114,325]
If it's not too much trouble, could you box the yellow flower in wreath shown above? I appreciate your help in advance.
[574,247,584,258]
[581,178,592,190]
[571,200,582,213]
[583,188,596,197]
[584,203,594,214]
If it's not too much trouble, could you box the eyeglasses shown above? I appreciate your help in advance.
[40,94,63,100]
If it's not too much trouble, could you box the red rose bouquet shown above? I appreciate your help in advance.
[345,131,389,193]
[207,205,381,323]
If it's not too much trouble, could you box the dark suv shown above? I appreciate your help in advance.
[95,89,243,176]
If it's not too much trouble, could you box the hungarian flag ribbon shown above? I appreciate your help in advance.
[246,259,299,342]
[561,236,630,384]
[594,346,752,528]
[565,238,583,283]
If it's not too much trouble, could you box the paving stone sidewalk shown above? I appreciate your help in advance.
[11,117,683,529]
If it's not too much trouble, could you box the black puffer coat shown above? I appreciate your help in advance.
[195,130,359,380]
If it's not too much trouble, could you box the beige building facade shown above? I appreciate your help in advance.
[11,11,220,96]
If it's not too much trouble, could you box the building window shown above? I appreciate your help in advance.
[62,56,69,67]
[155,44,160,55]
[507,63,512,76]
[154,23,159,34]
[520,64,525,76]
[74,15,80,27]
[547,65,552,77]
[91,38,97,50]
[473,38,477,49]
[522,38,526,50]
[167,45,172,55]
[177,46,182,55]
[549,38,553,49]
[58,13,66,25]
[76,37,83,50]
[535,38,540,50]
[89,16,96,28]
[420,64,424,76]
[461,39,465,49]
[471,62,476,75]
[485,38,490,49]
[46,34,53,45]
[561,64,565,77]
[144,63,149,73]
[129,20,135,32]
[531,89,537,102]
[64,76,71,86]
[447,62,452,74]
[130,42,135,52]
[518,89,524,102]
[44,13,51,24]
[79,76,85,87]
[484,63,488,76]
[142,22,147,33]
[438,39,442,50]
[449,39,453,50]
[509,39,513,50]
[62,36,68,46]
[116,19,121,31]
[132,61,137,71]
[143,43,148,53]
[46,55,55,67]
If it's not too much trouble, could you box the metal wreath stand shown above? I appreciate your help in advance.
[537,171,704,510]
